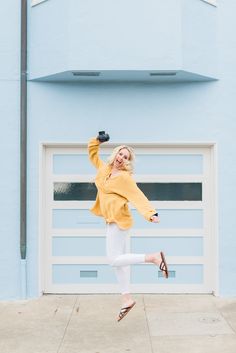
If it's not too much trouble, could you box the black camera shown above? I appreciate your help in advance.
[97,131,110,143]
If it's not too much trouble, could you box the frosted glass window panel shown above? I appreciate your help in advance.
[80,271,98,278]
[134,154,203,175]
[131,264,203,284]
[52,236,106,256]
[52,264,116,284]
[131,236,203,256]
[54,182,97,201]
[138,183,202,201]
[53,154,108,174]
[131,209,203,229]
[53,182,201,201]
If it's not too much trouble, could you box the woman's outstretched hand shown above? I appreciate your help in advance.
[150,215,160,223]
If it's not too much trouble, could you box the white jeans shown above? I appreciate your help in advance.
[106,222,145,294]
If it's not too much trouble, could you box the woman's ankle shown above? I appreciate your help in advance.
[122,293,134,306]
[145,253,161,265]
[145,253,154,263]
[122,293,131,301]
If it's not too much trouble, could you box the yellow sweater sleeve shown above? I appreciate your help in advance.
[116,173,157,222]
[88,138,106,169]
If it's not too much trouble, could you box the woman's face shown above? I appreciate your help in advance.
[114,148,130,170]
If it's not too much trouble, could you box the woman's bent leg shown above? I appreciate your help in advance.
[106,223,145,294]
[106,223,130,294]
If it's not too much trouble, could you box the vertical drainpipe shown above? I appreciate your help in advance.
[20,0,27,298]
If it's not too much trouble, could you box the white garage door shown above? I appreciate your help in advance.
[41,143,217,294]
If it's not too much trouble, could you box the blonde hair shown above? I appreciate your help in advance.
[107,145,135,173]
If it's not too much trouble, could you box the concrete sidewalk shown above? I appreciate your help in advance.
[0,294,236,353]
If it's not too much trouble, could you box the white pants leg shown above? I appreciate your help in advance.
[106,222,145,294]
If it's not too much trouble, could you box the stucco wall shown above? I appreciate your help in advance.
[29,0,217,80]
[0,1,21,299]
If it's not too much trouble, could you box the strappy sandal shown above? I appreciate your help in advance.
[117,301,136,322]
[159,251,169,278]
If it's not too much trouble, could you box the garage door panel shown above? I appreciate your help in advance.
[54,182,97,201]
[131,236,203,256]
[53,154,108,174]
[52,264,116,284]
[131,264,203,284]
[53,182,202,201]
[52,208,204,229]
[52,209,104,228]
[132,209,203,229]
[52,236,106,256]
[135,154,203,174]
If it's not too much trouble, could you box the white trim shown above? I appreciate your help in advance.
[134,175,204,182]
[31,0,48,6]
[200,0,217,7]
[43,284,212,294]
[51,229,205,237]
[131,284,212,294]
[31,1,217,9]
[51,200,204,209]
[50,227,207,235]
[40,142,217,294]
[38,143,46,297]
[41,142,217,148]
[50,256,204,265]
[52,175,204,182]
[211,143,219,295]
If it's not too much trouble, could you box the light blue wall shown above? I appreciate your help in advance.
[0,1,21,299]
[28,0,69,78]
[68,0,182,70]
[29,0,217,80]
[216,0,236,296]
[182,0,218,77]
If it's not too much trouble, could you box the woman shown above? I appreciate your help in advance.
[88,135,168,322]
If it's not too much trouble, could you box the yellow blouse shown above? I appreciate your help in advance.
[88,138,157,230]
